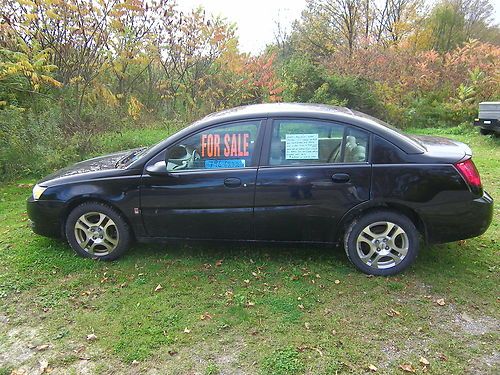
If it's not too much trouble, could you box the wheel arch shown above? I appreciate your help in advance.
[60,196,136,240]
[336,201,428,243]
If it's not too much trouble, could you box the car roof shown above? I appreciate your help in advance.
[137,103,424,166]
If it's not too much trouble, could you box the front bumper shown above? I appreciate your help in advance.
[424,191,494,244]
[27,196,66,238]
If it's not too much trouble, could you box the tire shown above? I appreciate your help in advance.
[479,128,492,135]
[65,202,131,261]
[343,210,419,276]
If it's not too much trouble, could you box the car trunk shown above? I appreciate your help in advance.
[410,135,472,163]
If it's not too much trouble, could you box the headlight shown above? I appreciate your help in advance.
[32,184,47,200]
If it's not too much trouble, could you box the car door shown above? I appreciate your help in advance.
[141,119,264,240]
[254,118,372,243]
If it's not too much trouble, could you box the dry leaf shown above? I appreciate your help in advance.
[436,298,445,306]
[419,356,430,366]
[334,279,340,285]
[298,304,304,310]
[387,308,401,317]
[39,359,49,373]
[399,363,416,373]
[215,259,223,267]
[438,353,448,361]
[36,344,50,351]
[244,279,250,284]
[183,327,191,334]
[304,322,311,330]
[246,301,255,307]
[200,312,212,320]
[86,333,97,341]
[154,284,163,292]
[168,350,178,356]
[132,360,139,365]
[368,364,378,372]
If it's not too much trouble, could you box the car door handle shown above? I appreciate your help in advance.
[224,177,242,188]
[331,173,350,183]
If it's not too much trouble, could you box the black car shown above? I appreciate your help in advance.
[27,103,493,275]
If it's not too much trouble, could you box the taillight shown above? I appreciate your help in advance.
[455,159,482,188]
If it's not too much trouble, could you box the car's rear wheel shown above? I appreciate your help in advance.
[65,202,131,260]
[344,210,419,276]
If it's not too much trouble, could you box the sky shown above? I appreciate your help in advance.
[177,0,307,54]
[177,0,500,55]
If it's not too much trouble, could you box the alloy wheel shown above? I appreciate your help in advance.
[356,221,409,270]
[74,211,119,256]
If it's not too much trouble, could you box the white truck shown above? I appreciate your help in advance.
[474,101,500,135]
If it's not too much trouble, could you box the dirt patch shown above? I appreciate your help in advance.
[0,327,39,367]
[454,312,499,336]
[465,351,500,375]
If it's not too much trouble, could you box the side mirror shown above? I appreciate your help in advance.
[145,161,169,176]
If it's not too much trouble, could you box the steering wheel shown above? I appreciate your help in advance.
[188,148,201,168]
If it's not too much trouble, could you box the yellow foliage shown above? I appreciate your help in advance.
[127,96,143,120]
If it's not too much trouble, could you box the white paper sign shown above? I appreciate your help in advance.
[285,133,318,160]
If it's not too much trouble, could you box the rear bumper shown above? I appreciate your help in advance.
[27,196,66,238]
[474,118,499,132]
[424,191,494,244]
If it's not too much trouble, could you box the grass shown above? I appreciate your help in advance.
[0,125,498,374]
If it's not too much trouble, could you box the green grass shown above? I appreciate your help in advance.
[0,125,498,374]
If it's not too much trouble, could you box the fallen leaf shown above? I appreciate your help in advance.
[436,298,445,306]
[200,312,212,320]
[399,363,416,372]
[215,259,223,267]
[244,279,250,284]
[132,360,139,365]
[368,364,378,372]
[419,356,430,366]
[86,333,97,341]
[438,353,448,361]
[168,350,178,356]
[246,301,255,307]
[387,308,401,317]
[304,322,311,330]
[334,279,341,285]
[154,284,163,292]
[298,304,304,310]
[183,327,191,334]
[39,359,49,373]
[36,344,50,351]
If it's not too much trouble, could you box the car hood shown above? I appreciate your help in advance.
[38,149,140,185]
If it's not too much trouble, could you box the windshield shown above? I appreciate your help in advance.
[350,110,425,150]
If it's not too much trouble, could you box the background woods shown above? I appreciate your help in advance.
[0,0,499,179]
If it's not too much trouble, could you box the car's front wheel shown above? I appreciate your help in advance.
[65,202,131,260]
[344,210,419,276]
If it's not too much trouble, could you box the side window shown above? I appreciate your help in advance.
[269,119,369,166]
[344,128,369,163]
[166,121,260,171]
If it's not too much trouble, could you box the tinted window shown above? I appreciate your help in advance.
[269,119,369,165]
[166,121,260,171]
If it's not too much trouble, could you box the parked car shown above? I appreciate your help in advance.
[27,103,493,275]
[474,101,500,135]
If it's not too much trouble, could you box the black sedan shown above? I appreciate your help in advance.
[27,103,493,275]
